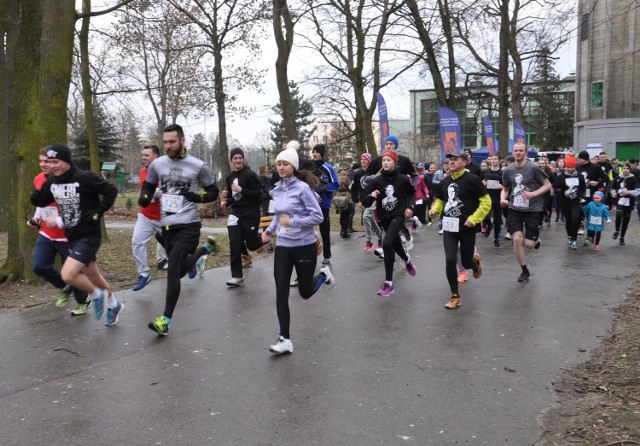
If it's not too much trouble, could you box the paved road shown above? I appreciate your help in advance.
[1,222,637,445]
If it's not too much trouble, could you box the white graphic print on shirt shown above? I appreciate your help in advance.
[381,184,398,211]
[51,182,81,227]
[443,183,463,217]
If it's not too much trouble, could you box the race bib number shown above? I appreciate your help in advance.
[565,178,578,187]
[442,216,460,233]
[227,214,239,226]
[161,194,184,214]
[415,199,423,205]
[618,197,630,206]
[42,206,59,219]
[486,180,500,190]
[282,226,301,234]
[584,188,591,197]
[513,195,530,208]
[589,215,602,226]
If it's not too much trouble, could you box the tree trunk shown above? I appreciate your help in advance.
[0,0,14,232]
[3,0,75,281]
[273,0,297,141]
[214,51,229,178]
[497,0,510,157]
[80,0,100,174]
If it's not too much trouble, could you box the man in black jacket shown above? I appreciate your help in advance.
[30,144,122,325]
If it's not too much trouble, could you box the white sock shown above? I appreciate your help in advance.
[108,293,118,308]
[385,280,393,286]
[91,288,103,299]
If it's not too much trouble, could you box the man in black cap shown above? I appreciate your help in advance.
[220,147,266,287]
[30,143,122,325]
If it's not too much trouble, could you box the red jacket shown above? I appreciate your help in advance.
[140,167,161,220]
[33,173,67,241]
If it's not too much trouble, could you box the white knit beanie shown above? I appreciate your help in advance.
[286,140,300,151]
[276,147,299,170]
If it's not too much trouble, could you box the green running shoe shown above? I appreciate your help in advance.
[55,286,73,308]
[204,236,220,255]
[71,298,92,316]
[148,315,170,336]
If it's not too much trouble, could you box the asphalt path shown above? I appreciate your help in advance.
[0,220,637,445]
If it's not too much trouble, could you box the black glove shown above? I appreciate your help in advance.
[180,187,203,203]
[83,209,103,223]
[138,192,153,207]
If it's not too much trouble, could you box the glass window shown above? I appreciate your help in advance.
[581,13,590,41]
[591,81,604,108]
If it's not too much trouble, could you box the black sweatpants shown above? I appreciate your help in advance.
[228,215,263,278]
[162,223,201,319]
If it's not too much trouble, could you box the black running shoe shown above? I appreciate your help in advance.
[517,272,530,283]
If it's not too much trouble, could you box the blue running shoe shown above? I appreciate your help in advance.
[105,302,124,326]
[203,236,220,255]
[188,265,198,279]
[132,275,152,291]
[93,291,105,321]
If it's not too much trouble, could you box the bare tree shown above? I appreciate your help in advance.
[302,0,419,157]
[273,0,299,141]
[111,2,213,143]
[453,0,575,153]
[168,0,269,178]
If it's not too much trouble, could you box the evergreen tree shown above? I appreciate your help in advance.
[191,132,210,161]
[530,48,574,151]
[269,81,314,150]
[71,106,123,170]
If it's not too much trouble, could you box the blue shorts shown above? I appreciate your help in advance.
[68,239,101,266]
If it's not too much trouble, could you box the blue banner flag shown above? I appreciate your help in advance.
[376,93,389,151]
[482,116,495,156]
[513,119,527,144]
[437,107,463,162]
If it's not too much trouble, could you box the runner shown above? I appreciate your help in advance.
[131,144,168,291]
[262,147,335,355]
[555,155,586,250]
[139,124,220,336]
[30,144,121,324]
[220,148,266,287]
[581,191,611,250]
[361,150,417,296]
[310,144,340,265]
[29,147,90,314]
[610,162,639,245]
[500,142,552,283]
[429,150,491,309]
[481,153,504,248]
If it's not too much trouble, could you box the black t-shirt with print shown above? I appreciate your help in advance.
[434,170,488,233]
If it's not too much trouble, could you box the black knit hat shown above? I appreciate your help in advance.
[578,150,590,161]
[312,144,326,158]
[47,143,73,165]
[230,148,244,160]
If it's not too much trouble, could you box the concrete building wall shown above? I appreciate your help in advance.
[575,0,640,158]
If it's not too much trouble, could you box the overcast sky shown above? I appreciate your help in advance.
[83,1,578,147]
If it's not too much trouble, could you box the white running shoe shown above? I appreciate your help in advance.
[196,255,207,276]
[413,217,422,229]
[269,336,293,354]
[577,229,585,235]
[226,277,244,287]
[405,237,414,252]
[438,229,444,235]
[319,266,335,288]
[374,247,384,260]
[504,232,512,240]
[290,277,298,287]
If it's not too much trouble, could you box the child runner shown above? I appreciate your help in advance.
[581,191,612,251]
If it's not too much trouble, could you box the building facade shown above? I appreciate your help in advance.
[575,0,640,160]
[409,79,575,163]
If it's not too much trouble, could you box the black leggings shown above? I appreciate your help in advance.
[443,230,477,294]
[162,224,201,319]
[482,202,503,241]
[274,243,325,339]
[587,230,602,245]
[615,206,633,238]
[380,216,409,282]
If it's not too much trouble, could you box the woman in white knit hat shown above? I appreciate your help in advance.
[261,143,336,354]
